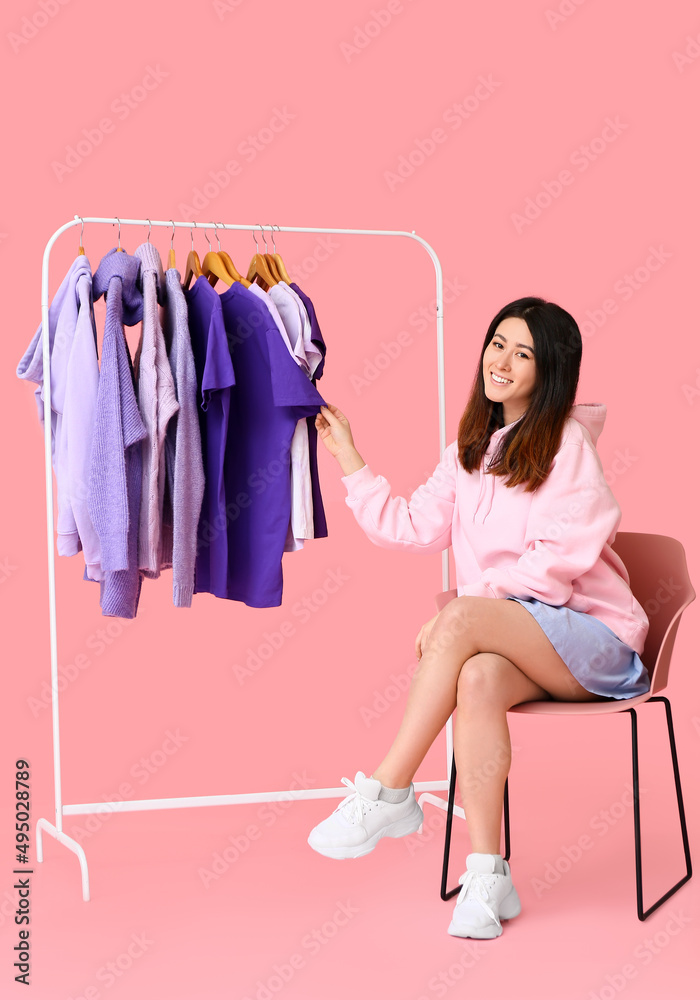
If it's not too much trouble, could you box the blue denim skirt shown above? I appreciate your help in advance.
[507,597,651,700]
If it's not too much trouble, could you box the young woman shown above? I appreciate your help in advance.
[306,296,651,939]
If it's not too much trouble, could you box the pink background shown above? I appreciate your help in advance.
[2,0,699,996]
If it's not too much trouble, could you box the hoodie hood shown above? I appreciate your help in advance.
[569,402,606,445]
[472,403,608,523]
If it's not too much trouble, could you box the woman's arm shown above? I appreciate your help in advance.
[316,404,457,553]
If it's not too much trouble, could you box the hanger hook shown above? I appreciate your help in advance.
[258,224,268,252]
[191,222,196,251]
[203,227,212,251]
[267,224,276,254]
[252,228,259,252]
[146,218,152,242]
[78,216,84,248]
[115,217,121,250]
[170,220,175,250]
[213,222,222,251]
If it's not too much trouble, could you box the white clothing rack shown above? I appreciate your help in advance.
[34,216,456,901]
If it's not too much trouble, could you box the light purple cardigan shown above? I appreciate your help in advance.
[17,254,101,577]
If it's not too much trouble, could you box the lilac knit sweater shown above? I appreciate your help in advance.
[89,249,148,618]
[134,243,179,577]
[162,268,205,607]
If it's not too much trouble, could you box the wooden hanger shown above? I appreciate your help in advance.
[201,228,234,288]
[208,223,251,287]
[183,224,203,289]
[168,220,176,269]
[246,227,278,290]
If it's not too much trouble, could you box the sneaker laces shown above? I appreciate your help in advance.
[456,870,502,929]
[336,776,375,825]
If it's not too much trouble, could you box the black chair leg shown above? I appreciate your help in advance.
[627,696,693,921]
[439,696,693,916]
[440,755,511,901]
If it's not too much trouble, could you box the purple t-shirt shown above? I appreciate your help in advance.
[289,283,328,538]
[184,276,236,598]
[219,283,327,607]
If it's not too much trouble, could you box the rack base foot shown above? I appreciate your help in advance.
[36,818,90,901]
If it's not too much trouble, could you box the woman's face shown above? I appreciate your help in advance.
[482,316,537,423]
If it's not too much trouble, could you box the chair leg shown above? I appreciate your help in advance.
[628,696,693,921]
[440,756,511,900]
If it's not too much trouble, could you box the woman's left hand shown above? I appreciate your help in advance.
[415,614,440,659]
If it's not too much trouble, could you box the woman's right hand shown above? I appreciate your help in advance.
[415,614,440,660]
[315,404,355,457]
[315,404,366,475]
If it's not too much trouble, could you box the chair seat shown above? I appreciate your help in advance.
[508,690,654,715]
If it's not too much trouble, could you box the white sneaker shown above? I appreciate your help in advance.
[307,771,424,859]
[448,853,522,939]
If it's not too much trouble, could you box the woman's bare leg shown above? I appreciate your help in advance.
[372,597,608,792]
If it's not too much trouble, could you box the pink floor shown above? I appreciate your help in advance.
[12,717,697,1000]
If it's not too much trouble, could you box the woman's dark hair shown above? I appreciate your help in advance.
[457,296,582,492]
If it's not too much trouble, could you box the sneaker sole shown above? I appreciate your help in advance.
[308,803,424,860]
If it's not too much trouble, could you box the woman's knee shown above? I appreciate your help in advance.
[456,653,512,707]
[428,596,481,651]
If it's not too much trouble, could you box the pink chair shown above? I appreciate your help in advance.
[435,532,695,920]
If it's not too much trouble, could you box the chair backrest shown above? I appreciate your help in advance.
[610,532,695,692]
[435,532,695,693]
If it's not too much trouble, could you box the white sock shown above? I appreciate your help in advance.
[470,852,505,874]
[376,782,410,803]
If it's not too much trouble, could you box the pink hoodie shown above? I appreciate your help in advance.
[341,403,648,655]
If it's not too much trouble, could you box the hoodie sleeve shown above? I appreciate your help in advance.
[458,439,621,604]
[340,441,457,553]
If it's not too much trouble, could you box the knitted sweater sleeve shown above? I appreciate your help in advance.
[340,441,457,553]
[458,439,621,604]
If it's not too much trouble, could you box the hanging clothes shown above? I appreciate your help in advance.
[244,281,311,552]
[218,282,326,607]
[161,267,205,608]
[134,242,179,578]
[289,282,328,539]
[184,274,236,599]
[17,254,102,577]
[89,248,148,619]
